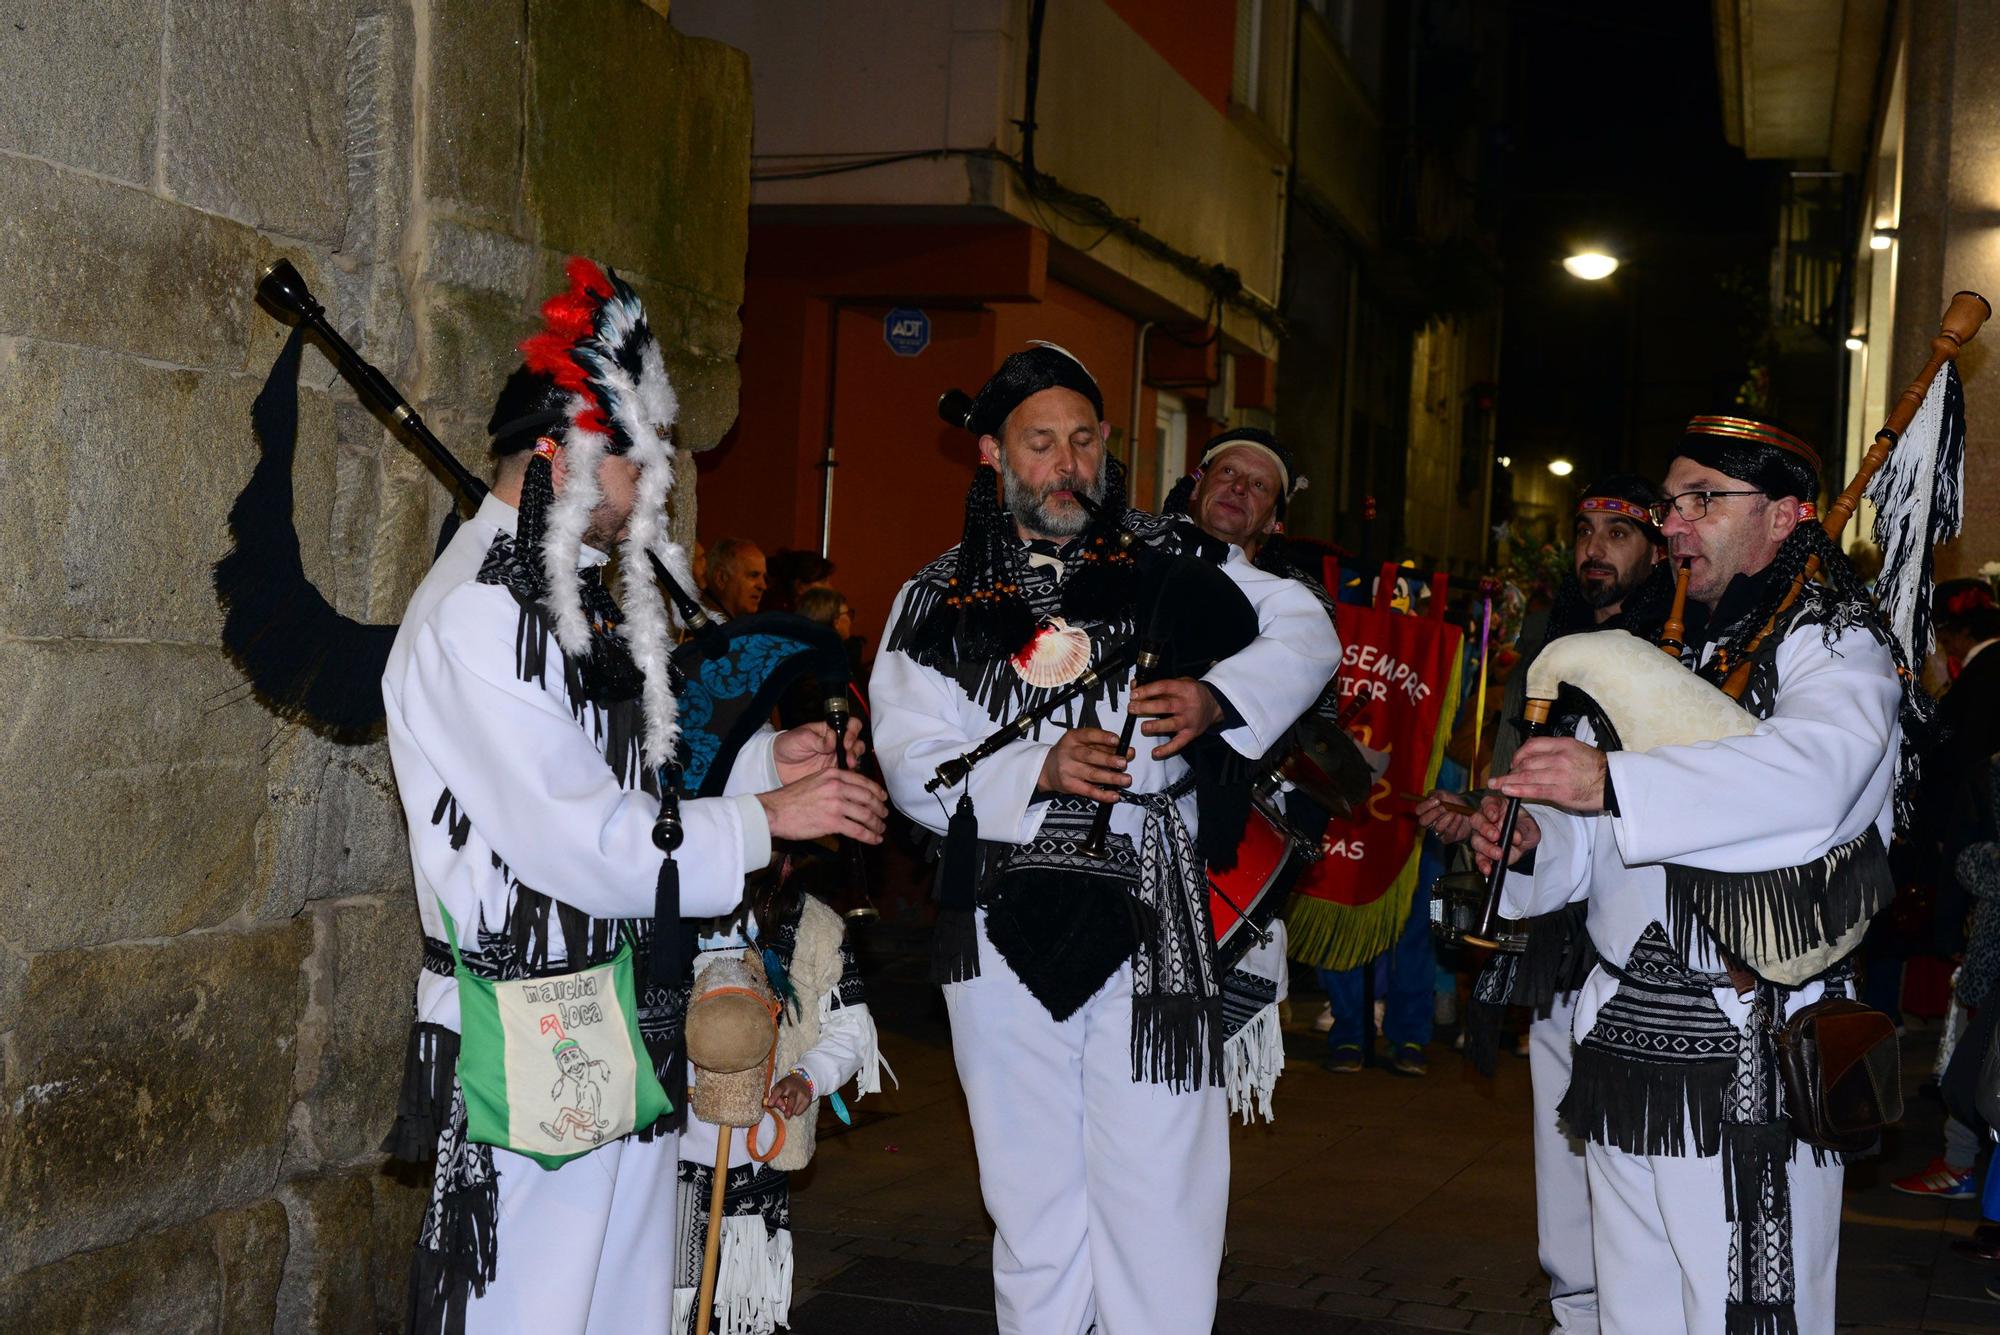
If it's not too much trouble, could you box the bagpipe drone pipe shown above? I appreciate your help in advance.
[1467,291,1990,986]
[214,258,852,802]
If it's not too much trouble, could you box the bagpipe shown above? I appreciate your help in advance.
[1461,291,1990,982]
[921,496,1322,970]
[215,260,852,825]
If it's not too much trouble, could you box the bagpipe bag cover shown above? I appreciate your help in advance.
[1521,629,1867,984]
[1525,630,1757,752]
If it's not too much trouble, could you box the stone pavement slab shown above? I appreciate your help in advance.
[780,935,2000,1332]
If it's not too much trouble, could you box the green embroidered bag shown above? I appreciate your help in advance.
[437,899,671,1169]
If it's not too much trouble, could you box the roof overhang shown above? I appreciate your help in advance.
[1713,0,1889,169]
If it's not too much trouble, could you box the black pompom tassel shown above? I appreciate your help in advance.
[1061,456,1142,624]
[932,793,982,983]
[911,465,1038,664]
[650,855,683,990]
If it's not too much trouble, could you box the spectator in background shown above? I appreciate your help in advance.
[797,586,854,642]
[1934,584,2000,776]
[766,549,835,614]
[783,587,864,732]
[1892,581,2000,1201]
[1930,584,2000,915]
[1940,758,2000,1266]
[705,537,768,619]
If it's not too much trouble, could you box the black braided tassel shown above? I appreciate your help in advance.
[911,464,1035,662]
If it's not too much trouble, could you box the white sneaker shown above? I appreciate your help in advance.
[1311,1002,1335,1033]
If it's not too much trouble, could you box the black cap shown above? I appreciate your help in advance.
[939,342,1104,439]
[1677,416,1821,500]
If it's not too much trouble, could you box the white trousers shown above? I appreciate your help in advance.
[465,1131,679,1334]
[944,933,1228,1335]
[1528,997,1597,1334]
[1585,1140,1842,1335]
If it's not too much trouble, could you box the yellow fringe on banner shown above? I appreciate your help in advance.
[1283,642,1464,972]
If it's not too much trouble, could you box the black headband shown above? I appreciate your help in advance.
[489,407,569,455]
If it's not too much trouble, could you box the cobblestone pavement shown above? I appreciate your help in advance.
[777,931,2000,1333]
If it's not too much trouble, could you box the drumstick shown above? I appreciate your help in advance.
[1396,791,1476,816]
[694,1127,731,1335]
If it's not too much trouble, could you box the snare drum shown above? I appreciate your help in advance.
[1211,801,1310,971]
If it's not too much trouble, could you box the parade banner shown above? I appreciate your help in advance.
[1285,562,1464,971]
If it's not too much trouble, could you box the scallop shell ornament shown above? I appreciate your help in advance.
[1011,618,1093,689]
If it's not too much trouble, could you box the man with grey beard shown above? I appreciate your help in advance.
[871,344,1338,1333]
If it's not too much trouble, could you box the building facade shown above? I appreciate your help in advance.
[676,0,1297,633]
[1284,0,1503,575]
[1716,0,2000,578]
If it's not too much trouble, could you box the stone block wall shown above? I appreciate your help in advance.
[0,2,749,1327]
[1895,0,2000,583]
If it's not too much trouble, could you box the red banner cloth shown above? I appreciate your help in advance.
[1285,562,1463,970]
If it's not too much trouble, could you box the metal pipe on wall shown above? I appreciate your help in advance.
[818,299,849,558]
[1129,319,1156,479]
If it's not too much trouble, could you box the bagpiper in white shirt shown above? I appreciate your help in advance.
[1475,416,1914,1334]
[871,345,1338,1335]
[381,260,887,1335]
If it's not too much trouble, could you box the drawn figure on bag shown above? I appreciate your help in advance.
[540,1035,611,1143]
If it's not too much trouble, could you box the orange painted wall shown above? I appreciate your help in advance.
[1101,0,1238,114]
[694,276,825,557]
[699,226,1160,652]
[824,303,1000,643]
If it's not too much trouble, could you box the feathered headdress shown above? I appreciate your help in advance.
[511,258,695,769]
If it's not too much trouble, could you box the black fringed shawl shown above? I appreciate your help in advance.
[1666,577,1898,973]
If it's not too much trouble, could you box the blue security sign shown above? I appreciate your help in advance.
[884,307,930,357]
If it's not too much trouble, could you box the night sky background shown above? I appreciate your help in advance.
[1493,3,1808,535]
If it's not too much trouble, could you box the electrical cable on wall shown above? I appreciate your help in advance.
[752,147,1284,336]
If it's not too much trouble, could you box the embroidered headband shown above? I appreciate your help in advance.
[1577,495,1657,527]
[1683,415,1822,470]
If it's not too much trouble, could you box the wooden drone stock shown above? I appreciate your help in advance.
[1658,559,1692,659]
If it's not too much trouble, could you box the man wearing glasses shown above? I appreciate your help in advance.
[1471,417,1906,1332]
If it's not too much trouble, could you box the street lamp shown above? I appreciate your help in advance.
[1547,458,1575,477]
[1563,251,1619,281]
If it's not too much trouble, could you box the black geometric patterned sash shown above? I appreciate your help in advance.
[1559,923,1807,1335]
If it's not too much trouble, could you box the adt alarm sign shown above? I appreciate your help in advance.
[884,307,930,357]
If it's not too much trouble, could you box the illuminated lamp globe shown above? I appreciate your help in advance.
[1562,252,1619,281]
[1547,459,1575,478]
